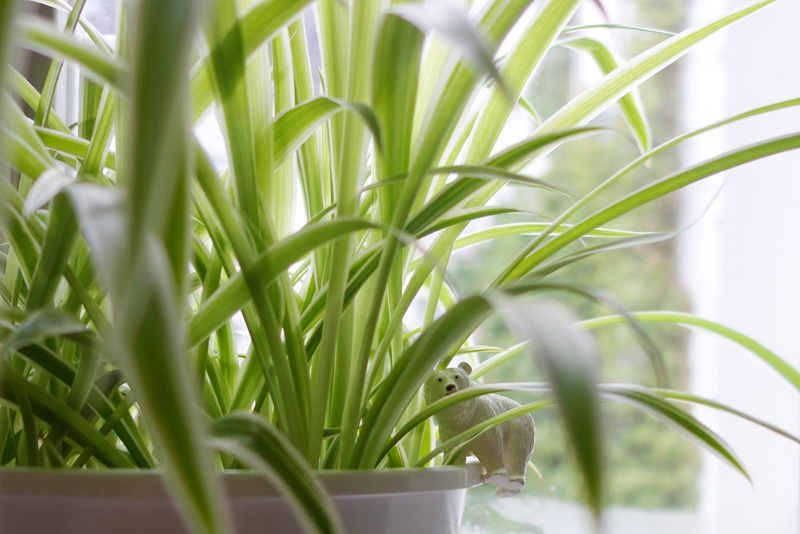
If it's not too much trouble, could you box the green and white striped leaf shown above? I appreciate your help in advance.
[211,412,344,534]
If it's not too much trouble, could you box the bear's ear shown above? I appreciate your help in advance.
[458,362,472,375]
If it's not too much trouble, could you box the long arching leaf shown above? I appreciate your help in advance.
[16,17,126,90]
[601,384,750,482]
[560,36,650,153]
[507,133,800,279]
[579,311,800,392]
[211,412,344,534]
[652,389,800,445]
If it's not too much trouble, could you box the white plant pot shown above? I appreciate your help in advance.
[0,463,482,533]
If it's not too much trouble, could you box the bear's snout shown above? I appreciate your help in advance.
[446,384,455,392]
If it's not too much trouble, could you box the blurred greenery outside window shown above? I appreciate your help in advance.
[60,0,698,532]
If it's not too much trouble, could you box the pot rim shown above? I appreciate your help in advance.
[0,463,483,499]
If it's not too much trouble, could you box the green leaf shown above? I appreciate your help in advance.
[509,133,800,278]
[528,228,680,279]
[6,369,40,467]
[33,0,88,127]
[0,128,50,181]
[390,0,507,96]
[494,299,604,520]
[211,412,344,534]
[33,126,117,170]
[7,67,71,133]
[517,96,541,124]
[64,184,127,293]
[419,206,520,237]
[190,0,315,121]
[561,37,650,153]
[126,1,195,257]
[652,389,800,445]
[431,165,576,197]
[17,17,126,90]
[372,10,422,216]
[470,342,529,380]
[602,384,750,482]
[538,0,779,133]
[0,1,22,118]
[1,309,94,356]
[239,0,315,60]
[406,128,603,235]
[78,66,104,140]
[3,94,56,169]
[25,0,113,53]
[25,194,79,310]
[562,23,676,37]
[79,88,116,180]
[503,281,666,386]
[314,0,386,467]
[22,168,74,217]
[579,311,800,393]
[453,223,651,252]
[274,97,343,166]
[343,101,384,154]
[464,0,582,162]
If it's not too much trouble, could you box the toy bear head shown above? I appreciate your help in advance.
[424,362,474,403]
[424,362,477,425]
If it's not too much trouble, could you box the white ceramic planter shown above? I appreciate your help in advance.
[0,463,482,533]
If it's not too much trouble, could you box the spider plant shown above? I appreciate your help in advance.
[2,0,799,532]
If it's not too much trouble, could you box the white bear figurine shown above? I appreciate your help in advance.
[424,362,535,497]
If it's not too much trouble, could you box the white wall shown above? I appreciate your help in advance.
[679,0,800,532]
